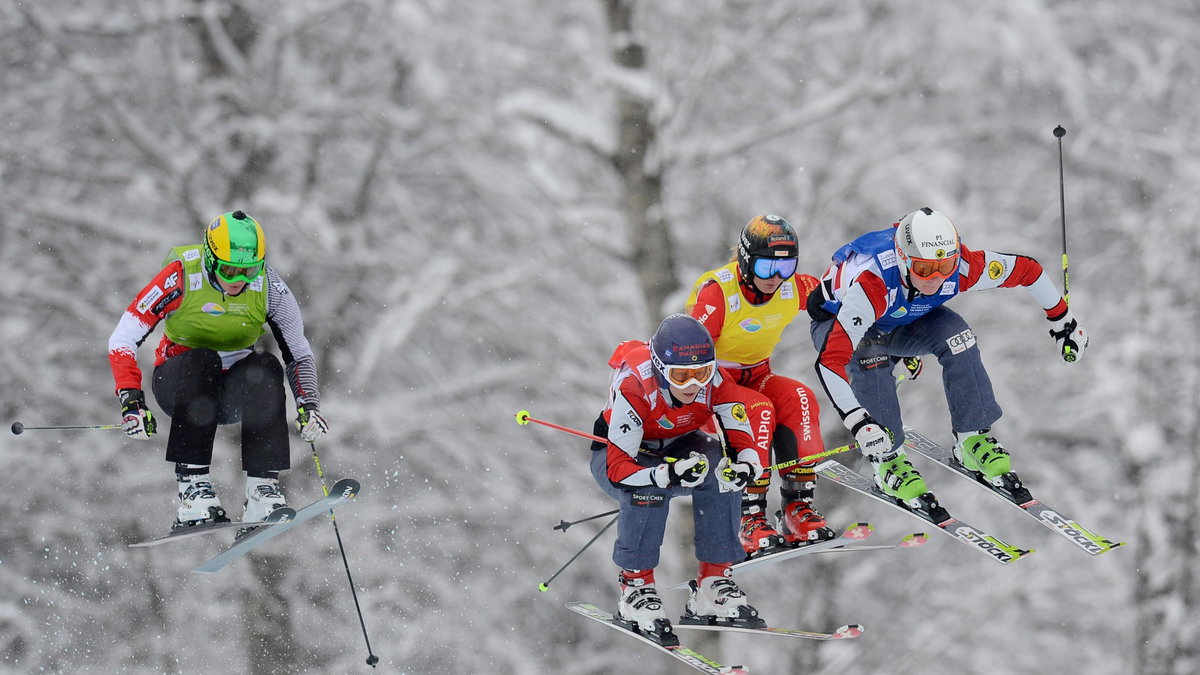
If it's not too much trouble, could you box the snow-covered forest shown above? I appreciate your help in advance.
[1,1,1197,673]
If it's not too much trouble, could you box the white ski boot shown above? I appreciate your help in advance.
[174,477,228,530]
[615,569,678,646]
[243,477,288,523]
[682,566,766,629]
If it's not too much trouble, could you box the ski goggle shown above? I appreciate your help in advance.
[752,256,798,280]
[214,260,265,284]
[908,254,959,280]
[663,362,716,388]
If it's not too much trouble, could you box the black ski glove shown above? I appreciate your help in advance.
[119,388,157,440]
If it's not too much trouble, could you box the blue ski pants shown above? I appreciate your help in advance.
[589,432,744,571]
[810,306,1003,451]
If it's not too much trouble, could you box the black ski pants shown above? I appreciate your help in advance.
[152,348,290,473]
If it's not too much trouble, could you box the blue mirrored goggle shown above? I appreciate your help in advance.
[752,257,798,280]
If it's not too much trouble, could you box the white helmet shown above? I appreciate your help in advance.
[894,207,960,284]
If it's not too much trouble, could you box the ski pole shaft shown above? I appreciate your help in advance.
[1054,124,1070,306]
[765,442,854,473]
[11,421,119,435]
[514,410,605,443]
[538,514,619,592]
[309,442,379,668]
[554,509,619,532]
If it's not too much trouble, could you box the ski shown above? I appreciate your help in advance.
[815,458,1033,565]
[902,428,1123,555]
[667,522,879,590]
[566,602,749,675]
[818,531,930,553]
[193,478,360,574]
[675,620,864,641]
[129,518,287,548]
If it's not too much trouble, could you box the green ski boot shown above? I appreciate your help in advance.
[954,429,1011,482]
[870,451,928,505]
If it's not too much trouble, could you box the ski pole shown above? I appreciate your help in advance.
[309,442,379,668]
[11,421,120,435]
[538,514,619,592]
[514,410,605,443]
[1053,125,1070,307]
[765,442,855,473]
[554,509,619,532]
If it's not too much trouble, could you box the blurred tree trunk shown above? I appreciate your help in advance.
[245,553,298,673]
[603,0,676,323]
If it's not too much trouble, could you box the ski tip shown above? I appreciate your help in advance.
[845,522,873,539]
[900,532,929,547]
[834,624,865,639]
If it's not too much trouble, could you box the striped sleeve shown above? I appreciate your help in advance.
[264,266,322,409]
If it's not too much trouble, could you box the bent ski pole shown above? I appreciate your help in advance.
[514,410,605,443]
[11,421,119,435]
[310,442,379,668]
[538,514,619,592]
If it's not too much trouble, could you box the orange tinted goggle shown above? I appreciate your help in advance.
[909,254,959,280]
[664,362,716,388]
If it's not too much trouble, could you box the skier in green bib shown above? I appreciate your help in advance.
[107,210,328,529]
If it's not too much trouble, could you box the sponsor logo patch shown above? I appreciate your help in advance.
[151,288,182,314]
[136,286,164,314]
[163,272,179,289]
[182,249,202,261]
[625,409,643,428]
[739,318,763,333]
[631,491,666,508]
[946,329,976,354]
[731,404,748,423]
[201,302,226,316]
[189,273,204,290]
[988,261,1004,280]
[656,416,675,429]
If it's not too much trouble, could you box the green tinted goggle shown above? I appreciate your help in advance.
[214,260,264,283]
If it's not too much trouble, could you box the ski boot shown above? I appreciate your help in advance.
[777,469,835,545]
[954,429,1031,501]
[173,478,229,530]
[681,564,766,629]
[776,501,834,546]
[739,501,786,558]
[615,569,678,646]
[870,450,928,506]
[244,477,289,523]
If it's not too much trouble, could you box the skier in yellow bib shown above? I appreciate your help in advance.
[687,215,835,558]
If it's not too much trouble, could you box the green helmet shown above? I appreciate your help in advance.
[203,210,266,284]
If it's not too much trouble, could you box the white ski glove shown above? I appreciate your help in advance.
[295,403,329,442]
[652,451,709,488]
[716,456,763,493]
[1048,309,1088,363]
[119,389,157,440]
[843,408,893,459]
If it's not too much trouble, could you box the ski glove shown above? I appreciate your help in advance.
[1048,309,1089,363]
[295,403,329,442]
[652,452,709,488]
[716,456,762,493]
[843,408,893,460]
[119,388,157,440]
[896,356,923,381]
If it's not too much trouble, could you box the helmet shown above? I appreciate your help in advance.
[737,214,799,283]
[894,207,960,284]
[203,210,266,284]
[649,314,716,389]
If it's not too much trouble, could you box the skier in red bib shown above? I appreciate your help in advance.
[589,314,769,645]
